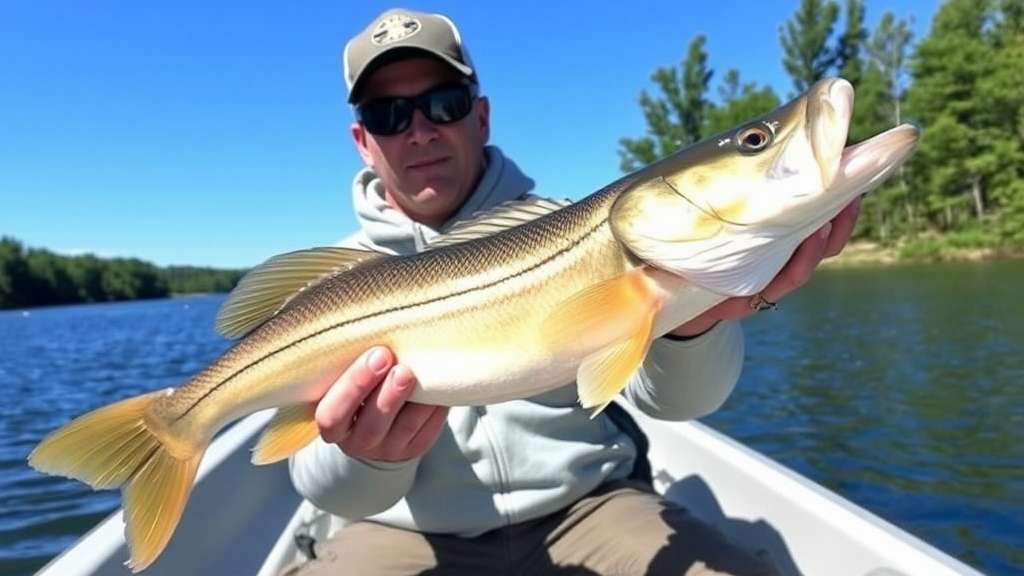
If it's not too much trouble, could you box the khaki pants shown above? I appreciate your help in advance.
[284,480,781,576]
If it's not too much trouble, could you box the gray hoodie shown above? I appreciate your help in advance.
[289,145,745,536]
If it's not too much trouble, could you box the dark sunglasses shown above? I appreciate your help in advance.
[356,83,479,136]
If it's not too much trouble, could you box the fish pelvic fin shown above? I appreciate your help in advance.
[28,391,203,573]
[543,268,660,416]
[251,403,319,465]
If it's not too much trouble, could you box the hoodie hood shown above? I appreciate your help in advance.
[349,145,536,255]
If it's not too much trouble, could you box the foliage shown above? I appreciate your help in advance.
[779,0,841,94]
[905,0,1024,235]
[618,0,1024,254]
[618,38,779,172]
[163,265,247,294]
[0,236,247,310]
[704,70,782,138]
[618,35,713,172]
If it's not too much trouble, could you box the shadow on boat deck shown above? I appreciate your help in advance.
[661,473,804,576]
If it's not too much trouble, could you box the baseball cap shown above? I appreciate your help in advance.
[343,8,478,103]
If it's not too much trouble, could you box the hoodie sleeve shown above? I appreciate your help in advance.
[288,437,419,519]
[623,319,745,421]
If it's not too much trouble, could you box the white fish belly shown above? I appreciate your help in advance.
[402,344,583,406]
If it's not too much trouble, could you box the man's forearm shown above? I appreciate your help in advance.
[289,438,420,519]
[623,320,745,421]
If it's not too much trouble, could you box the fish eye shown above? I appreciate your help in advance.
[737,126,772,153]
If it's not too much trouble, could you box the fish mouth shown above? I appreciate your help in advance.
[834,123,920,198]
[807,77,919,212]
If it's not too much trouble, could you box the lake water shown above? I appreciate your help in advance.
[1,260,1022,575]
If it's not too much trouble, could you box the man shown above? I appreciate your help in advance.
[288,8,861,575]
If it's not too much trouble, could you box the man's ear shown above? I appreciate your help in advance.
[476,95,491,144]
[351,122,374,167]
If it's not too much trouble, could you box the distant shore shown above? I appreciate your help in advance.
[824,239,1024,267]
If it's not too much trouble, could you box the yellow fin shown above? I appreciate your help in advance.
[251,403,319,465]
[578,306,656,416]
[541,269,660,415]
[426,195,572,250]
[215,246,384,339]
[543,269,658,350]
[28,391,203,572]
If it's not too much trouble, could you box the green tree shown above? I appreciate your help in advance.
[0,237,246,310]
[906,0,1023,231]
[835,0,868,87]
[704,69,781,137]
[26,248,76,305]
[989,0,1024,243]
[164,265,245,294]
[64,254,105,303]
[0,237,31,308]
[854,11,916,241]
[867,12,915,128]
[780,0,840,94]
[618,35,712,172]
[99,258,166,301]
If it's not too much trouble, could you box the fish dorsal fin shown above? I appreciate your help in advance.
[426,195,573,250]
[215,246,384,339]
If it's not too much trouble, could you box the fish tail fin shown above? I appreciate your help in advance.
[28,390,203,572]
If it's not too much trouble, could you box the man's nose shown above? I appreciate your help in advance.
[406,109,439,144]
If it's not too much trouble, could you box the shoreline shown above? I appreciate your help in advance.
[823,240,1024,267]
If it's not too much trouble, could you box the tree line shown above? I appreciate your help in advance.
[619,0,1024,249]
[0,236,246,310]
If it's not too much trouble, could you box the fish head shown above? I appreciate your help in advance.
[611,77,920,296]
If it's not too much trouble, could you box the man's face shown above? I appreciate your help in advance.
[352,57,490,226]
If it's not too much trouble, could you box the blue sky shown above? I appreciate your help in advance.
[1,1,938,269]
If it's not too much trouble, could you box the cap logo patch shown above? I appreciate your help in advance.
[371,14,421,45]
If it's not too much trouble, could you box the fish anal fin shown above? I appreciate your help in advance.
[577,306,657,416]
[28,390,204,572]
[251,403,319,465]
[215,247,385,339]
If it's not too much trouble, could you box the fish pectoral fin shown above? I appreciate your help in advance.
[541,269,660,415]
[215,246,386,339]
[251,403,320,465]
[577,306,657,416]
[28,390,203,572]
[543,268,659,350]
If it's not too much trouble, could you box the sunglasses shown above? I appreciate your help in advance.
[356,83,479,136]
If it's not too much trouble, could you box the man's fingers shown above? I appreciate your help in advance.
[316,347,393,444]
[341,364,417,454]
[761,222,831,303]
[380,403,447,456]
[406,407,450,457]
[824,197,861,258]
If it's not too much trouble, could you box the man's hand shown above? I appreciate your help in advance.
[314,347,449,462]
[669,196,862,338]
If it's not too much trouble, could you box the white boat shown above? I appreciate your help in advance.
[33,405,985,576]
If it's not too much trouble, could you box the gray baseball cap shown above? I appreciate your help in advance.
[343,9,477,104]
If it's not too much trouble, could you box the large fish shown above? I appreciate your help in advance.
[29,77,918,571]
